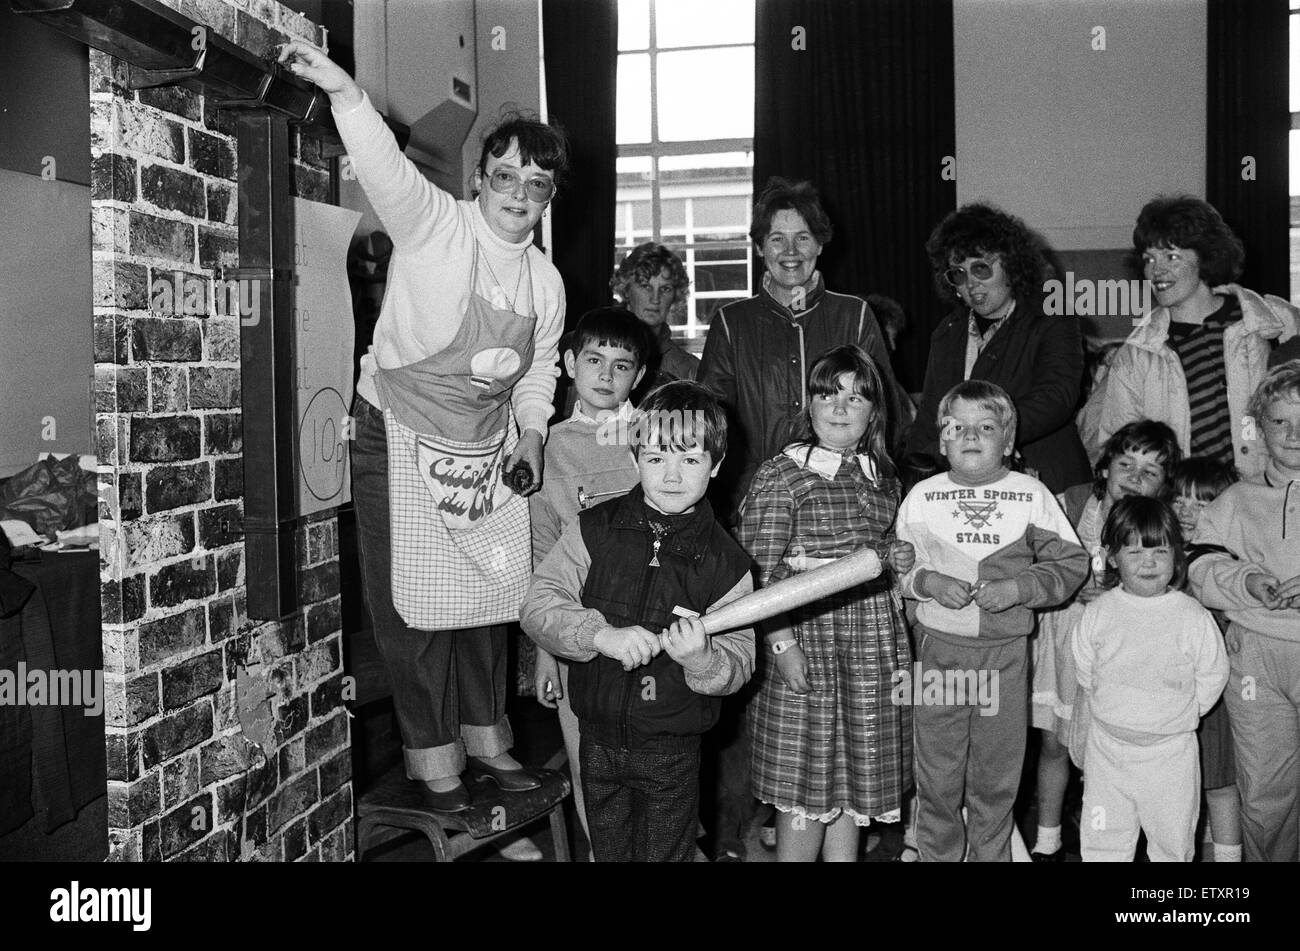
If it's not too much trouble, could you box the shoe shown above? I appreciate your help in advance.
[416,780,471,813]
[758,823,777,851]
[714,848,744,863]
[1030,847,1065,862]
[497,836,543,861]
[892,845,920,863]
[465,757,543,792]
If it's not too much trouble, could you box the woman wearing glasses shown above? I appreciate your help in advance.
[281,43,566,813]
[903,202,1090,494]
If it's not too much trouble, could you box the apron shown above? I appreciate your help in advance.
[374,246,537,630]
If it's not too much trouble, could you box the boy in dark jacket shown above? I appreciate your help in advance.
[520,382,756,862]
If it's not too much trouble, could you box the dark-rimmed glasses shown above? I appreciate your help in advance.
[487,168,556,202]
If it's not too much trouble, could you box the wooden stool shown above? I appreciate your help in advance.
[357,765,572,862]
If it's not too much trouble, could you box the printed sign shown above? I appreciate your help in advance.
[293,198,362,515]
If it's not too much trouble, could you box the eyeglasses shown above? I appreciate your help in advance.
[487,168,556,202]
[944,259,996,287]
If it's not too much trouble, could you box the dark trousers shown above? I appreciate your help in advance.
[581,734,701,862]
[351,395,511,780]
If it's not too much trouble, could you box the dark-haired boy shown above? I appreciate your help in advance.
[529,306,649,843]
[521,382,756,862]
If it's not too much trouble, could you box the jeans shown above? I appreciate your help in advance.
[581,734,702,862]
[350,395,512,780]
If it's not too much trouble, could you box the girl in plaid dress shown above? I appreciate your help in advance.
[737,345,915,861]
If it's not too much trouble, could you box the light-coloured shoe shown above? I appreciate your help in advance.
[497,836,543,862]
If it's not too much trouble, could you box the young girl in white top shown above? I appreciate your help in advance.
[1073,497,1229,862]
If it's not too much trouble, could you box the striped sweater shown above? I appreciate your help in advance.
[898,470,1088,639]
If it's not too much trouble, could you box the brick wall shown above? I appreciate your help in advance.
[92,0,351,861]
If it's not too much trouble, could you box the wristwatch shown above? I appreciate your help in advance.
[770,639,798,655]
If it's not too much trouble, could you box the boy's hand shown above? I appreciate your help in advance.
[593,625,661,671]
[660,616,712,672]
[972,578,1021,613]
[886,540,915,575]
[534,648,562,709]
[774,646,812,695]
[1272,574,1300,609]
[278,41,363,108]
[1245,572,1286,610]
[922,572,973,609]
[504,430,544,496]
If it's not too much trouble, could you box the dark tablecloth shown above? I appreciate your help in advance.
[0,550,104,836]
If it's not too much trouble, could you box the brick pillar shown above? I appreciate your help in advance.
[92,0,351,862]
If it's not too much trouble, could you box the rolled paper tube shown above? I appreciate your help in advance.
[699,547,884,635]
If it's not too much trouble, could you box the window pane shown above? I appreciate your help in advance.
[655,0,755,48]
[695,245,749,263]
[659,152,753,172]
[616,155,653,176]
[617,53,651,143]
[690,194,750,230]
[657,48,754,141]
[615,200,652,233]
[619,0,650,50]
[662,198,687,229]
[695,262,748,293]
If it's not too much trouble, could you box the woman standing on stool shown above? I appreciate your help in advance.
[281,42,567,811]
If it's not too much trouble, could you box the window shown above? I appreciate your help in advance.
[615,0,756,343]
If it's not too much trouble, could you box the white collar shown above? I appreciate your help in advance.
[784,443,878,482]
[572,399,633,426]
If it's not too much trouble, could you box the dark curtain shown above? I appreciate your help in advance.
[753,0,955,390]
[1206,0,1290,297]
[542,0,619,328]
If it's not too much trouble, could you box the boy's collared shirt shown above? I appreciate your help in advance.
[897,469,1088,639]
[529,400,640,565]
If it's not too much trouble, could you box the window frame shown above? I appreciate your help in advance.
[616,0,756,340]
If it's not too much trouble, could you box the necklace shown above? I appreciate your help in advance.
[478,243,530,314]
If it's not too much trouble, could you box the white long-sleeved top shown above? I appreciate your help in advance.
[332,92,563,436]
[1072,587,1228,741]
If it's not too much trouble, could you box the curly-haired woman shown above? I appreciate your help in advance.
[610,242,698,393]
[1080,196,1300,480]
[902,202,1091,494]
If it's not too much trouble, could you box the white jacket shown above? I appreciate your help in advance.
[1079,284,1299,480]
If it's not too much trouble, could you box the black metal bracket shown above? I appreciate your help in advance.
[127,44,206,89]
